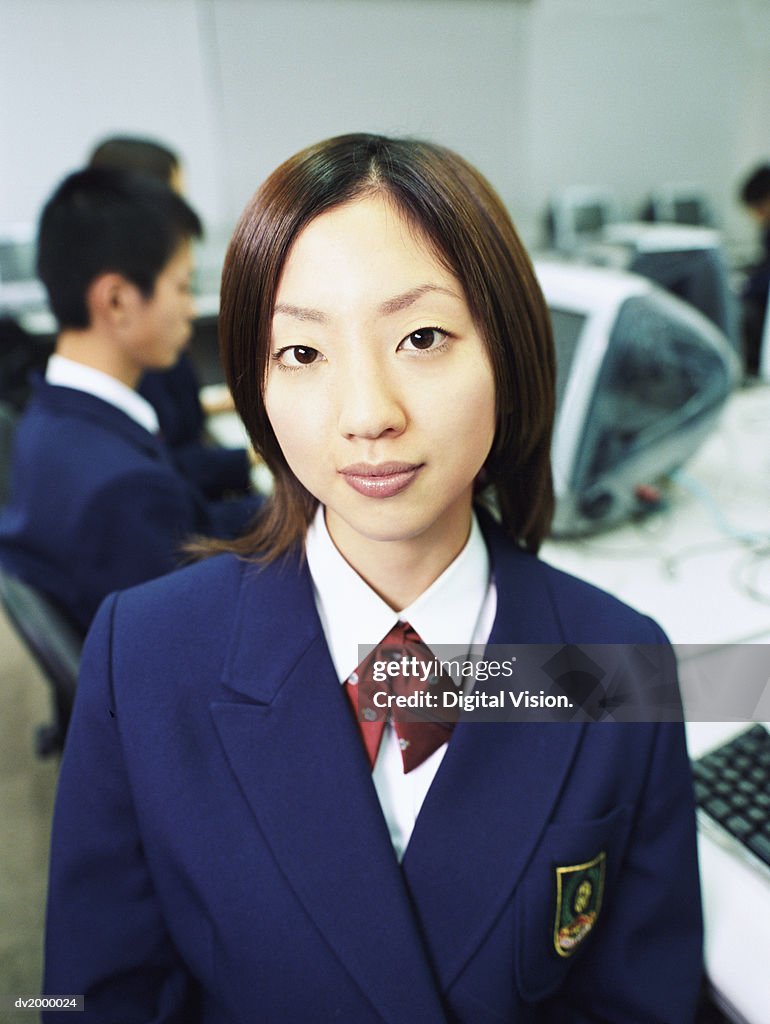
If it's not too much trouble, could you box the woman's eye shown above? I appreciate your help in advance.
[399,327,448,352]
[275,345,321,367]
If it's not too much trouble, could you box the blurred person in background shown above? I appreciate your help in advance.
[0,168,260,633]
[738,163,770,376]
[90,134,250,498]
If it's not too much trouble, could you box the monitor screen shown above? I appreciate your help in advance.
[671,198,706,226]
[549,307,587,410]
[547,187,617,252]
[575,293,732,486]
[573,204,607,235]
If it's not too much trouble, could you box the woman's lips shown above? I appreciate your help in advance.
[339,462,423,498]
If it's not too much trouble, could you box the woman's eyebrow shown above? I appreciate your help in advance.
[377,284,460,316]
[273,284,461,324]
[273,303,328,324]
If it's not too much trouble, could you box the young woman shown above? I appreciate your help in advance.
[43,134,702,1023]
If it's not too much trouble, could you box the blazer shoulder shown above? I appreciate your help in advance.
[113,552,250,619]
[90,552,306,700]
[487,529,665,645]
[19,387,159,473]
[537,556,666,643]
[481,511,665,645]
[106,551,300,640]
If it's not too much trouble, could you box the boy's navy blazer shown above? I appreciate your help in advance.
[0,381,257,632]
[140,355,251,500]
[44,518,703,1023]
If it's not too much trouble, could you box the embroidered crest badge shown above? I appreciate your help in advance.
[553,851,606,957]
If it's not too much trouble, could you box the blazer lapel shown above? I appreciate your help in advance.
[401,526,586,990]
[210,557,449,1024]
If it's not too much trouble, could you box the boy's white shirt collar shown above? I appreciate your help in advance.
[305,504,493,682]
[46,353,160,435]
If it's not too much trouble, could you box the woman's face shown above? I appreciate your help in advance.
[264,194,496,574]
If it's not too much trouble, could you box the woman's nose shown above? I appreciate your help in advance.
[336,360,407,440]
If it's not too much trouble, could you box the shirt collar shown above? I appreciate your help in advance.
[46,354,160,435]
[305,505,491,682]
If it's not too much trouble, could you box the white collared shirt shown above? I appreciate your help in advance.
[305,506,497,859]
[46,354,160,435]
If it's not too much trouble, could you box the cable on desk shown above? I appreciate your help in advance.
[670,469,770,547]
[551,500,745,580]
[731,547,770,607]
[669,468,770,606]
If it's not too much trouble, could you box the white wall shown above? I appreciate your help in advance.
[1,0,768,254]
[525,0,770,249]
[208,0,529,224]
[0,0,221,225]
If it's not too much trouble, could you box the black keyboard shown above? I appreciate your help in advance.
[692,725,770,872]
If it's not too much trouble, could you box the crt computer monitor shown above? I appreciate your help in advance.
[535,260,738,536]
[599,222,739,351]
[547,186,619,255]
[644,185,714,228]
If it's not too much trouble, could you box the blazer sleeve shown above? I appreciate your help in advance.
[546,718,703,1024]
[43,594,197,1024]
[74,467,206,626]
[171,441,252,500]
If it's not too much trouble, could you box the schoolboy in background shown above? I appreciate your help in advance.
[89,134,251,498]
[0,168,260,633]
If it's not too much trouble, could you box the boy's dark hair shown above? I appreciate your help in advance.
[37,167,202,329]
[740,164,770,208]
[89,135,179,186]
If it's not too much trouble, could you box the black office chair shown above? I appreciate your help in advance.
[0,315,52,412]
[0,567,83,756]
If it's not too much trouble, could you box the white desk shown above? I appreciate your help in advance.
[543,383,770,1023]
[687,722,770,1024]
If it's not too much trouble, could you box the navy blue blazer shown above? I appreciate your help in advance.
[43,521,703,1023]
[140,355,251,500]
[0,381,259,633]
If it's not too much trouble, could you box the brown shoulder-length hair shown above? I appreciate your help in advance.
[212,132,555,560]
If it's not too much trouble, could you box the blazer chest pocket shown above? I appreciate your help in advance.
[514,803,633,1003]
